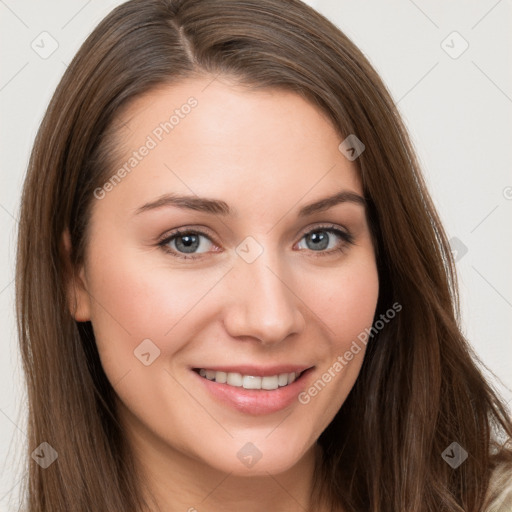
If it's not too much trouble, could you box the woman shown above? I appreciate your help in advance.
[15,0,512,510]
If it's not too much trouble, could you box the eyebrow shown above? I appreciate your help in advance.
[134,190,366,217]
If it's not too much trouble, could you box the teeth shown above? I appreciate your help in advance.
[278,373,288,387]
[242,375,261,389]
[215,371,227,384]
[197,369,301,389]
[227,372,242,387]
[262,375,279,390]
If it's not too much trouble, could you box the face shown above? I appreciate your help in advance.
[66,76,379,477]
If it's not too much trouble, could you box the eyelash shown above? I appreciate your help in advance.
[157,224,355,261]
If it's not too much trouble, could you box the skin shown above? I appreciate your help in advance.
[63,75,379,512]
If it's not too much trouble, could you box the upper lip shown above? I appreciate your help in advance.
[192,365,313,377]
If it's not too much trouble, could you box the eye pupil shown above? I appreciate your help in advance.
[306,231,329,251]
[175,234,199,253]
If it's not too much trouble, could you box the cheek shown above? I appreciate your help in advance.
[307,256,380,349]
[294,256,379,420]
[87,236,379,369]
[85,245,231,371]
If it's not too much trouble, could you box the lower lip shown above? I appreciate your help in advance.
[193,369,313,415]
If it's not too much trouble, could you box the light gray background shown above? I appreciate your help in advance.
[1,0,511,509]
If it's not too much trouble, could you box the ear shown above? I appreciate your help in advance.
[61,228,92,322]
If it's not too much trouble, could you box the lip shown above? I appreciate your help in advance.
[191,366,315,415]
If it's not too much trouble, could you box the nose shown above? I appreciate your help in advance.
[222,249,306,346]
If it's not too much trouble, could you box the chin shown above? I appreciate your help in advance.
[195,430,315,477]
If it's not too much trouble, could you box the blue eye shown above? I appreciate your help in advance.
[159,229,215,259]
[297,226,353,254]
[158,224,354,260]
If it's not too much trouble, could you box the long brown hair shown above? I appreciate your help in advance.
[15,0,512,510]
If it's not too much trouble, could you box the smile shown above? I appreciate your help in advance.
[191,365,314,415]
[195,368,303,390]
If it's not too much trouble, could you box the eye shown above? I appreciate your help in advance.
[158,224,354,261]
[296,224,354,257]
[158,229,216,260]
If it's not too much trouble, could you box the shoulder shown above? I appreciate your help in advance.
[482,458,512,512]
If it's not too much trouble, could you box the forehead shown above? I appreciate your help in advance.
[98,76,362,216]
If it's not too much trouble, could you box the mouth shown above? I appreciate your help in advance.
[193,368,305,390]
[191,366,314,415]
